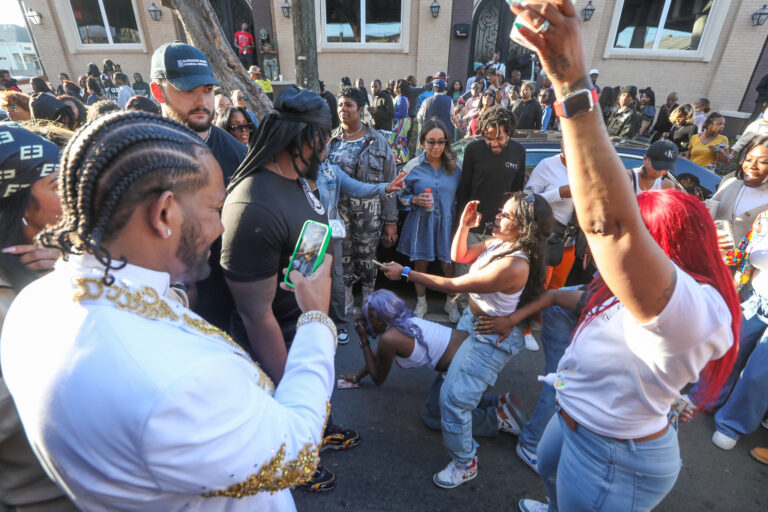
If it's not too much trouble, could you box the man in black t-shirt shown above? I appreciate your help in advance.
[221,88,360,493]
[456,107,526,237]
[150,42,247,331]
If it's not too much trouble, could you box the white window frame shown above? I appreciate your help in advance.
[56,0,146,53]
[315,0,410,53]
[603,0,731,62]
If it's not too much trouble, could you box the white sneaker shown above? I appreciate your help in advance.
[516,443,538,474]
[447,301,460,323]
[414,297,428,318]
[432,457,477,489]
[519,498,549,512]
[497,394,525,435]
[712,430,737,450]
[524,333,540,352]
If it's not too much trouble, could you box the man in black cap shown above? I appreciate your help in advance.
[628,140,679,194]
[150,42,247,331]
[607,86,641,139]
[222,87,361,493]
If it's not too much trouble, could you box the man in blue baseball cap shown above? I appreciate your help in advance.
[629,140,679,194]
[150,42,247,335]
[417,79,454,138]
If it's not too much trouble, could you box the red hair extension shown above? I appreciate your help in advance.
[575,190,740,412]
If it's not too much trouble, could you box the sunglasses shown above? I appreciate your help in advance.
[229,123,254,133]
[425,139,448,146]
[237,96,247,101]
[523,186,535,215]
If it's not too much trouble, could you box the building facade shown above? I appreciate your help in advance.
[0,24,41,77]
[21,0,180,82]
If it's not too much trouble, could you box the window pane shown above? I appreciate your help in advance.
[658,0,711,50]
[365,0,401,43]
[326,0,361,43]
[69,0,109,44]
[614,0,665,49]
[103,0,141,44]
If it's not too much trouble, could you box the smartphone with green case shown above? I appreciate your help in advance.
[284,220,332,288]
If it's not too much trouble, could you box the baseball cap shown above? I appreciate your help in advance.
[433,71,447,80]
[646,140,678,172]
[589,68,599,76]
[151,42,220,92]
[432,79,447,91]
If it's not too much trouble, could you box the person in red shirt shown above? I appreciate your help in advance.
[234,23,254,69]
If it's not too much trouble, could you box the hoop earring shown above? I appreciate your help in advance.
[21,217,28,227]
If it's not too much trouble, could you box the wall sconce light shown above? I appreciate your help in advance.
[430,0,440,19]
[753,5,768,26]
[281,1,291,18]
[581,1,595,22]
[25,8,42,25]
[148,3,162,22]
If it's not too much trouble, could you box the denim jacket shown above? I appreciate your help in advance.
[316,162,390,222]
[327,123,398,223]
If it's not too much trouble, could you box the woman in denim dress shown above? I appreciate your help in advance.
[397,119,462,320]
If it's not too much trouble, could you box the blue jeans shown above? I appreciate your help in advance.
[537,411,681,512]
[439,308,524,464]
[714,312,768,439]
[421,373,500,437]
[518,303,579,453]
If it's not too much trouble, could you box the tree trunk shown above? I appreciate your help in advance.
[292,0,319,91]
[161,0,273,119]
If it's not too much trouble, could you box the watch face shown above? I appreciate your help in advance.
[564,91,593,117]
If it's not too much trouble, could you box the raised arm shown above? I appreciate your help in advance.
[511,0,676,323]
[451,201,490,263]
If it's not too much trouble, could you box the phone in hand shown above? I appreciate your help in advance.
[714,220,735,248]
[284,220,332,288]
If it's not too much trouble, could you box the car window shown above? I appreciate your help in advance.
[618,154,643,170]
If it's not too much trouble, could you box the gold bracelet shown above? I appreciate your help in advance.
[297,310,338,349]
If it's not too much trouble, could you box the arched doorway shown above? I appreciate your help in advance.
[468,0,532,77]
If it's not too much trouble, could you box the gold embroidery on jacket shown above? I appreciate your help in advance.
[72,278,275,394]
[202,401,331,498]
[202,443,319,498]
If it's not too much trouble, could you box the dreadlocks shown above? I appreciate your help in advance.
[38,111,209,285]
[477,106,517,136]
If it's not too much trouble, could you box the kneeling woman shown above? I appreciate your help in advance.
[342,289,526,440]
[382,191,552,489]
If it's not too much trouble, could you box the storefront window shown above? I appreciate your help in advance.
[325,0,402,44]
[69,0,141,45]
[613,0,712,51]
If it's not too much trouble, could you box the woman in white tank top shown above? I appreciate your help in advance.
[340,289,526,440]
[381,190,553,489]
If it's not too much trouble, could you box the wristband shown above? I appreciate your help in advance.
[297,311,338,349]
[401,266,411,280]
[359,338,370,349]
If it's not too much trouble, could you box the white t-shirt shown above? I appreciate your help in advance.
[733,184,768,216]
[526,155,573,225]
[748,232,768,297]
[395,317,452,370]
[553,265,733,439]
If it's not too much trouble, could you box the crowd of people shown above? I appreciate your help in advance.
[0,1,767,511]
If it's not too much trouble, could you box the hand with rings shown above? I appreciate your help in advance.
[509,1,588,93]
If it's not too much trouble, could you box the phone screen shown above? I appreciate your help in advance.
[285,221,331,287]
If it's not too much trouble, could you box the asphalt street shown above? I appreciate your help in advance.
[294,287,768,512]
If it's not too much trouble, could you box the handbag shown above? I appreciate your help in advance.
[546,214,580,267]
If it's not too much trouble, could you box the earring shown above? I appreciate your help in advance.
[166,228,172,237]
[21,217,28,226]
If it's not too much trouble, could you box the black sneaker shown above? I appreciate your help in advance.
[321,424,360,452]
[298,464,337,493]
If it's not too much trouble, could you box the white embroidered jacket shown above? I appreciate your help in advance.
[0,255,335,511]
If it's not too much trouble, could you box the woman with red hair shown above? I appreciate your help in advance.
[510,2,740,512]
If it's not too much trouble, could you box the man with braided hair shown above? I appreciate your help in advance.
[150,42,246,332]
[1,111,337,511]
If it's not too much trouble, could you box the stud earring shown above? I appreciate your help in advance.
[166,228,172,237]
[21,217,28,226]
